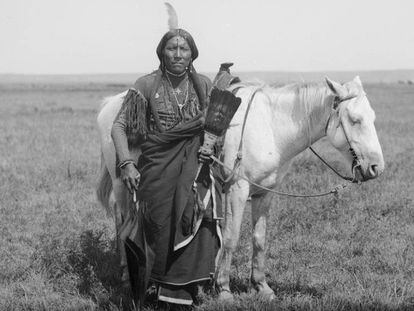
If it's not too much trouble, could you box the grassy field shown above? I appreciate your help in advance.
[0,80,413,310]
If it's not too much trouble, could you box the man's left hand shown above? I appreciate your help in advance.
[198,147,213,164]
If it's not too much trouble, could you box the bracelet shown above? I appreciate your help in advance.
[118,160,135,169]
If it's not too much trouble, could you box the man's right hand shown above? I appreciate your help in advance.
[121,163,140,194]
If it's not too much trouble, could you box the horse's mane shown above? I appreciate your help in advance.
[235,80,329,106]
[275,81,325,95]
[231,80,332,141]
[231,80,327,97]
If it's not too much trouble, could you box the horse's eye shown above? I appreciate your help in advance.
[349,114,362,125]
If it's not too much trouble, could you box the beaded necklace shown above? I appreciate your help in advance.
[165,73,189,110]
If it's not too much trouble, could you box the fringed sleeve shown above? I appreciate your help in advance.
[115,88,148,147]
[112,89,148,175]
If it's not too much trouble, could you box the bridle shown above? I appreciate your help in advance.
[309,93,362,184]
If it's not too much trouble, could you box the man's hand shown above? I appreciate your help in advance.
[121,163,140,194]
[198,146,213,164]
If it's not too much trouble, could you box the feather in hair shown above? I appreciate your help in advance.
[165,2,178,30]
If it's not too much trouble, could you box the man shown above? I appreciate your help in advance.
[111,28,221,307]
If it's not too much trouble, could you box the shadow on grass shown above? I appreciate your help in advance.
[66,229,135,310]
[268,279,324,298]
[64,230,194,310]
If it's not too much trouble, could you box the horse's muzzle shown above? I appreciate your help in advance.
[353,161,381,182]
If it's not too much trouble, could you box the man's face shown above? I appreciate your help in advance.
[163,36,192,75]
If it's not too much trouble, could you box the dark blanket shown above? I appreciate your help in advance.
[127,114,220,293]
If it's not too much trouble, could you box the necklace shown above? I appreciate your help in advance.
[165,68,187,77]
[165,73,189,110]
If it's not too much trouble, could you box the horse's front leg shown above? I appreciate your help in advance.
[216,180,250,302]
[250,193,275,300]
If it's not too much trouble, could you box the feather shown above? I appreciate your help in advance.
[165,2,178,30]
[204,88,242,137]
[198,88,241,159]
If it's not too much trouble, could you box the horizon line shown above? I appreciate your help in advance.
[1,68,414,76]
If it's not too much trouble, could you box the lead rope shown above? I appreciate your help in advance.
[211,155,348,197]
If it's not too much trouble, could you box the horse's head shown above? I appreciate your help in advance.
[325,76,384,182]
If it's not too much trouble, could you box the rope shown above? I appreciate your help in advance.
[211,155,350,198]
[308,146,354,182]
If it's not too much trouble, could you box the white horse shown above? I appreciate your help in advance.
[96,76,384,299]
[214,76,384,301]
[96,90,141,284]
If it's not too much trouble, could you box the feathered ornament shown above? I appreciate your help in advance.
[198,88,241,171]
[165,2,178,30]
[204,88,242,138]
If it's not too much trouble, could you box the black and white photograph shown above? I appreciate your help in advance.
[1,0,413,310]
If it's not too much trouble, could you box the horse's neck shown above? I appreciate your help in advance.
[270,83,332,159]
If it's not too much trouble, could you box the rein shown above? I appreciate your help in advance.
[308,94,361,184]
[211,155,348,197]
[213,89,360,198]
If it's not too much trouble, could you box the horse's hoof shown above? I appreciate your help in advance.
[254,283,275,301]
[259,291,275,301]
[217,290,234,303]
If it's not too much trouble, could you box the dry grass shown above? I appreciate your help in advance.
[0,82,413,311]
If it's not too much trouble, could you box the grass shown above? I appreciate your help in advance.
[0,82,413,310]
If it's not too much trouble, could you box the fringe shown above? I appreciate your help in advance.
[120,88,148,146]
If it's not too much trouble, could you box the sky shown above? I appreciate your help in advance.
[1,0,414,74]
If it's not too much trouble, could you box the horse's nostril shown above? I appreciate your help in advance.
[369,164,378,178]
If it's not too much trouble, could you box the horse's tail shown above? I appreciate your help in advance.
[96,152,113,217]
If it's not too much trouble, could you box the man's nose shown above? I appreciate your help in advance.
[175,47,181,58]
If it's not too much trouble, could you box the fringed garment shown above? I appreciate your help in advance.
[113,69,222,305]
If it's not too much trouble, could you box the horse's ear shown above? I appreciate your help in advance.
[325,77,347,98]
[353,75,362,86]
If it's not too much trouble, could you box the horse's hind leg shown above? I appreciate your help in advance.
[216,180,250,302]
[112,179,130,286]
[250,193,275,300]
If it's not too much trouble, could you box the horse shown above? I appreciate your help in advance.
[96,76,384,299]
[96,90,141,284]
